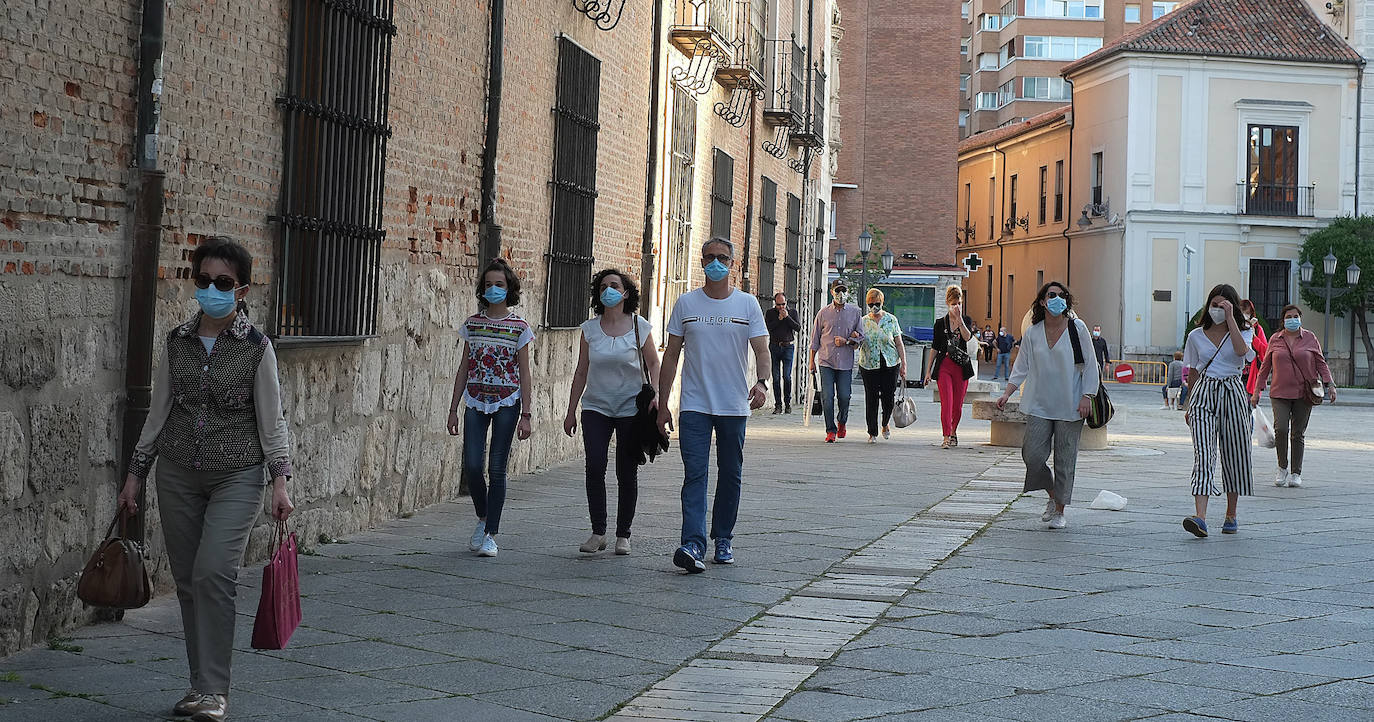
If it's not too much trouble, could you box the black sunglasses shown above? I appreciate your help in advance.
[702,253,732,263]
[194,274,240,292]
[1045,290,1064,299]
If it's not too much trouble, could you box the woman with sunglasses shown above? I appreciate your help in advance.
[856,288,907,442]
[996,282,1098,530]
[1181,284,1255,537]
[117,237,295,722]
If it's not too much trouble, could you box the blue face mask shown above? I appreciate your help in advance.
[703,259,730,282]
[600,287,624,308]
[1284,317,1302,332]
[1046,296,1067,316]
[483,285,508,305]
[196,285,240,319]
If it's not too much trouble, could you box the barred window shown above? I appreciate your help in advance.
[273,0,396,339]
[665,87,696,315]
[783,193,801,299]
[757,177,778,298]
[544,37,602,328]
[710,149,734,241]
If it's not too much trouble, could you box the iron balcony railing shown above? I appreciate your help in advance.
[762,37,804,127]
[1237,182,1314,218]
[672,0,732,41]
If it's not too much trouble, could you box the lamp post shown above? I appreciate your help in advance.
[856,228,874,305]
[1299,249,1363,353]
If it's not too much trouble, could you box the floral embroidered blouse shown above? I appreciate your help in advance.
[857,311,903,370]
[458,312,535,413]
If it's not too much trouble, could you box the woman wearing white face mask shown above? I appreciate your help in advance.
[1250,305,1335,489]
[1181,283,1255,538]
[564,269,660,555]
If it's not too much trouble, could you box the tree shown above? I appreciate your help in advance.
[1299,216,1374,386]
[835,223,888,300]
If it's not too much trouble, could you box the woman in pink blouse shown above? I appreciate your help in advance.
[1250,304,1336,489]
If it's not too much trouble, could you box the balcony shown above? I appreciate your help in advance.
[763,37,804,128]
[791,67,825,148]
[715,1,765,89]
[1237,182,1314,218]
[669,0,733,59]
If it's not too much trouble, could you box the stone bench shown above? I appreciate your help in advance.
[931,378,1002,404]
[971,399,1109,450]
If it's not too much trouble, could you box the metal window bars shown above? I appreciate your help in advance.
[709,149,735,240]
[757,177,778,297]
[664,87,697,323]
[544,37,602,328]
[783,192,801,299]
[273,0,396,340]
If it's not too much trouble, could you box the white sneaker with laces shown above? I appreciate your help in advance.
[1041,498,1057,522]
[1288,473,1303,488]
[1049,513,1067,529]
[469,520,487,551]
[1274,468,1289,487]
[477,535,498,557]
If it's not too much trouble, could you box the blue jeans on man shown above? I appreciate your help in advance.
[769,343,795,406]
[818,365,853,434]
[994,352,1010,379]
[678,411,747,554]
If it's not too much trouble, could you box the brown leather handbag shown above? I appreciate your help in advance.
[77,511,152,610]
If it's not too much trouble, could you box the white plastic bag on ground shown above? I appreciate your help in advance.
[1089,490,1128,511]
[1253,406,1276,448]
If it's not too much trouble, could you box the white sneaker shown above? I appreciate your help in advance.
[469,520,487,550]
[1041,498,1057,522]
[1288,473,1303,488]
[1049,513,1067,529]
[476,535,498,557]
[1274,468,1289,487]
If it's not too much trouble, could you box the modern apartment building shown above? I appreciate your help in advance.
[959,0,1189,138]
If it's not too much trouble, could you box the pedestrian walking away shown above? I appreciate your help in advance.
[1181,283,1255,538]
[1163,350,1184,410]
[1091,324,1111,376]
[1250,305,1336,489]
[809,279,862,442]
[981,324,996,364]
[765,292,802,414]
[993,325,1015,380]
[857,288,907,442]
[927,286,975,449]
[447,258,535,559]
[997,282,1099,530]
[117,237,296,722]
[657,238,770,573]
[564,269,660,556]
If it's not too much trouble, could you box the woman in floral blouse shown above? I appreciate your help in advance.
[856,288,907,443]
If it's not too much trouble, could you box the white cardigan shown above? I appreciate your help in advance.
[1007,318,1100,422]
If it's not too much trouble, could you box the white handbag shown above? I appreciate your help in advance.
[892,382,917,428]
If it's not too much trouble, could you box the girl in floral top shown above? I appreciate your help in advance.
[447,258,534,558]
[857,288,907,443]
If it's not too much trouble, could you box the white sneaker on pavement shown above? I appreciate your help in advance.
[469,520,487,550]
[477,535,498,557]
[1049,513,1067,529]
[1274,468,1289,487]
[1288,473,1303,488]
[1041,498,1057,522]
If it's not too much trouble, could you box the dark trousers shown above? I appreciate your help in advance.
[770,343,795,406]
[463,403,520,535]
[581,410,638,538]
[859,364,899,437]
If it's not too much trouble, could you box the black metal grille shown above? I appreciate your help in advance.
[665,86,697,320]
[710,148,734,240]
[545,37,602,328]
[811,67,825,140]
[788,38,804,127]
[784,192,800,299]
[1249,259,1291,330]
[757,177,777,297]
[274,0,396,339]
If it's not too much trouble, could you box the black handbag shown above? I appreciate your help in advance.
[1067,322,1114,429]
[631,317,669,465]
[810,372,823,416]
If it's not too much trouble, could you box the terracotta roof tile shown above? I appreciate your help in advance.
[1061,0,1363,76]
[958,105,1071,154]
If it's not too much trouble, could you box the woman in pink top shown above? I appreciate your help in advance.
[1250,304,1336,489]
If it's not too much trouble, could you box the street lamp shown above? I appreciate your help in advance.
[833,244,848,273]
[881,247,895,276]
[1299,249,1363,353]
[856,228,874,304]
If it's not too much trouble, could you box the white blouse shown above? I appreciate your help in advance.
[580,315,652,418]
[1183,326,1255,379]
[1007,319,1100,422]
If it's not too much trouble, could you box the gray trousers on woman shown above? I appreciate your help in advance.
[156,459,264,695]
[1271,397,1314,475]
[1022,416,1084,505]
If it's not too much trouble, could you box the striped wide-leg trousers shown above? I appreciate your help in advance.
[1189,374,1253,496]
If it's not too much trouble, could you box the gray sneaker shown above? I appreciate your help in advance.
[469,520,487,551]
[1048,513,1067,530]
[476,535,498,557]
[1041,498,1057,522]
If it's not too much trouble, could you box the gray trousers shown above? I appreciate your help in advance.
[156,459,264,695]
[1271,397,1314,475]
[1022,416,1084,505]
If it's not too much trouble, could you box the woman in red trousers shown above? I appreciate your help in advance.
[925,285,975,448]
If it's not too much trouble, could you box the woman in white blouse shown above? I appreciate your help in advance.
[996,282,1099,530]
[563,270,661,555]
[1180,283,1255,538]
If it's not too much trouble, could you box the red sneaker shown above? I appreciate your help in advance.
[837,424,847,439]
[825,432,837,443]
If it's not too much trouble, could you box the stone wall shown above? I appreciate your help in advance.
[0,0,652,656]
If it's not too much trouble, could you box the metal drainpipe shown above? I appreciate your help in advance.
[640,0,666,311]
[1062,78,1075,286]
[741,92,758,294]
[122,0,166,544]
[1355,61,1365,213]
[993,142,1006,322]
[478,0,506,262]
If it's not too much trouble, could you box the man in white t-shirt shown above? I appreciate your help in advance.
[657,237,770,573]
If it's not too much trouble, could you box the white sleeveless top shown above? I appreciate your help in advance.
[580,315,652,418]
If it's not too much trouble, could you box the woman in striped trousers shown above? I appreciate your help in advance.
[1181,284,1256,537]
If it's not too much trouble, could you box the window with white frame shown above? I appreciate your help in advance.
[1124,4,1141,22]
[997,80,1015,108]
[961,37,971,56]
[1024,0,1102,19]
[1090,151,1104,205]
[978,52,999,70]
[975,92,999,110]
[961,1,971,20]
[980,13,1002,31]
[999,40,1015,67]
[1152,2,1178,19]
[958,111,969,128]
[999,0,1016,23]
[960,74,970,92]
[1021,77,1071,101]
[1021,36,1102,60]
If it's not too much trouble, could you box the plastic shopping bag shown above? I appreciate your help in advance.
[1089,490,1128,511]
[1252,407,1276,449]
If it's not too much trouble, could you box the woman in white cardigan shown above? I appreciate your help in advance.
[996,281,1100,529]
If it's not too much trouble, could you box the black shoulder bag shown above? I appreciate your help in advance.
[1067,322,1114,429]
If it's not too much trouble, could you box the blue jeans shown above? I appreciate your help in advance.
[769,343,795,406]
[818,365,853,433]
[995,352,1010,379]
[463,403,520,535]
[678,411,747,551]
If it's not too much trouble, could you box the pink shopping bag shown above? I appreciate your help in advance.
[251,522,302,649]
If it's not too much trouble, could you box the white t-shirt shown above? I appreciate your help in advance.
[1183,326,1256,379]
[580,315,652,419]
[666,288,768,417]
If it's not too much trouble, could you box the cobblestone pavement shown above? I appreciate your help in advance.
[2,384,1372,721]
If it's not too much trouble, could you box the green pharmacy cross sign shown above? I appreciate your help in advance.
[962,252,984,273]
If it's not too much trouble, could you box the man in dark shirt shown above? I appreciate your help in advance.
[765,292,803,413]
[1092,325,1111,377]
[993,325,1015,380]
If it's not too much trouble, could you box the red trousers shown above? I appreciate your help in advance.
[937,357,969,437]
